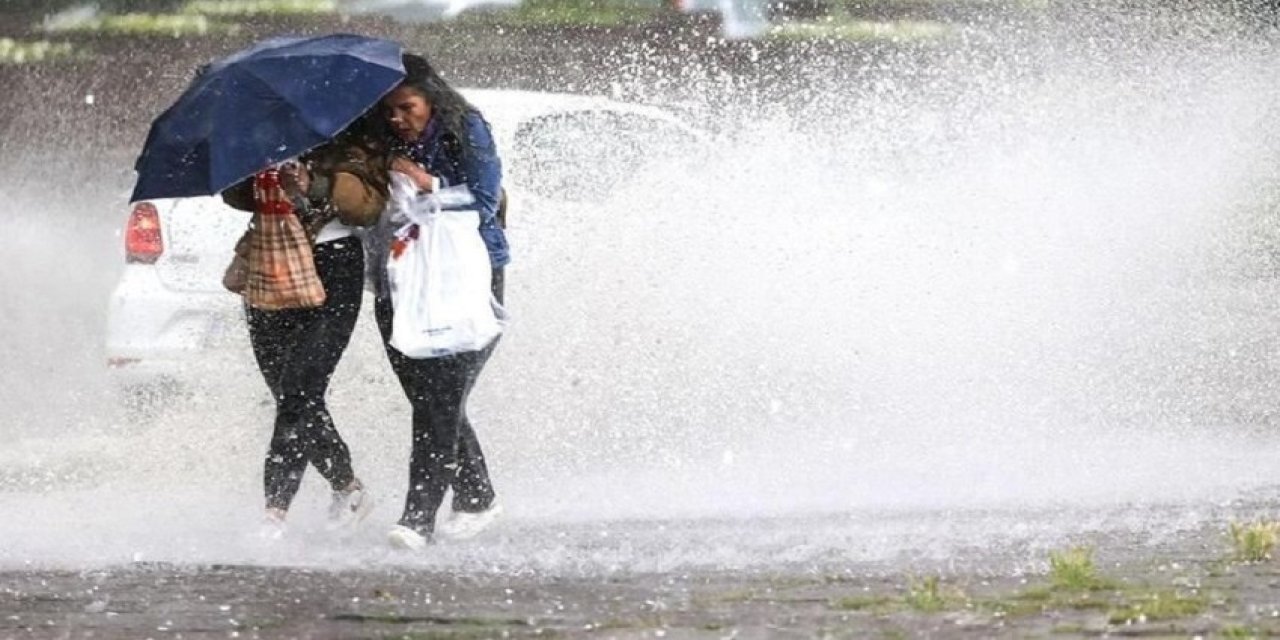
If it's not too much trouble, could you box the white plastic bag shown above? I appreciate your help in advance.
[386,173,506,358]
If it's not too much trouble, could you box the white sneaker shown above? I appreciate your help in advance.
[256,511,287,542]
[327,484,375,533]
[438,503,503,541]
[387,525,429,551]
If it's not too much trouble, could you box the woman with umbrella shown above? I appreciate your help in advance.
[221,115,389,540]
[372,53,509,551]
[130,34,408,539]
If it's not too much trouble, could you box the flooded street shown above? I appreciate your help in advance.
[3,1,1280,636]
[5,505,1280,638]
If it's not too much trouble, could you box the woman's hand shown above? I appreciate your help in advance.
[279,162,311,199]
[391,156,435,192]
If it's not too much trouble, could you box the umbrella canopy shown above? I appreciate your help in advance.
[131,33,404,203]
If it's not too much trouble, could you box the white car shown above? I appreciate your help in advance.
[105,89,705,411]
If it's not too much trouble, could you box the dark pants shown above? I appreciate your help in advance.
[375,268,503,534]
[247,238,364,511]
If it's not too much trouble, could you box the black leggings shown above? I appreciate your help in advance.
[375,269,503,534]
[247,238,364,511]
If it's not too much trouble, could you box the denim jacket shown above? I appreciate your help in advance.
[392,110,510,268]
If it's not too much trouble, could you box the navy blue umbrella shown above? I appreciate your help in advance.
[131,33,404,203]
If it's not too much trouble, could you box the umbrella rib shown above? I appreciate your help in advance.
[239,64,336,137]
[205,68,326,189]
[237,54,400,138]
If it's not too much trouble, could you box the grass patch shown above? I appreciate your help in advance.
[461,0,664,26]
[769,18,954,42]
[1049,547,1114,591]
[181,0,336,15]
[983,586,1101,618]
[1106,590,1210,625]
[832,595,893,611]
[984,597,1046,617]
[41,12,232,37]
[983,548,1122,618]
[1061,595,1111,611]
[1230,521,1280,562]
[1221,626,1261,638]
[989,581,1219,625]
[0,38,79,64]
[589,615,666,630]
[904,576,951,612]
[841,0,1049,8]
[827,579,965,615]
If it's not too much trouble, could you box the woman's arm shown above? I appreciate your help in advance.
[320,145,390,227]
[330,171,387,227]
[452,110,503,225]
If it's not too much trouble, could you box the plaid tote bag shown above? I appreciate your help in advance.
[245,168,327,310]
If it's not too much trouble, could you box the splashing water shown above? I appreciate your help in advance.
[1,6,1279,572]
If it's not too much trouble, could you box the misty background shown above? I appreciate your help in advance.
[1,0,1279,572]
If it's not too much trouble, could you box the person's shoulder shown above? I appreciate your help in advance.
[462,109,493,130]
[461,110,496,147]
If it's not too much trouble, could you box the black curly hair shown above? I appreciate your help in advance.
[392,53,476,154]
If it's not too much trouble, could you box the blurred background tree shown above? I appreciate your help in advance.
[4,0,185,13]
[2,0,1275,27]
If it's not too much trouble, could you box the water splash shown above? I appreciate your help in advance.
[1,5,1279,571]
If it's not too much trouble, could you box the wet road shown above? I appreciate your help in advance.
[3,501,1280,639]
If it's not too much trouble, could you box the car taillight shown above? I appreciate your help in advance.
[125,202,163,264]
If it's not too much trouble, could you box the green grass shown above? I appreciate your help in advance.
[984,587,1071,618]
[1049,547,1114,591]
[180,0,336,15]
[826,0,1048,8]
[1106,590,1210,625]
[832,595,893,611]
[1221,626,1261,638]
[904,576,950,612]
[1229,521,1280,562]
[0,38,79,64]
[987,585,1208,623]
[1050,623,1086,634]
[827,578,960,615]
[770,17,954,42]
[41,12,233,36]
[459,0,664,26]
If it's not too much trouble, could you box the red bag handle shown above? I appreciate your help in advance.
[253,168,294,217]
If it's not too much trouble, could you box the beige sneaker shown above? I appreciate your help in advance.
[327,481,375,533]
[387,525,429,551]
[437,503,503,541]
[256,509,287,542]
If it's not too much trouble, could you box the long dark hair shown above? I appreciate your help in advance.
[396,53,475,157]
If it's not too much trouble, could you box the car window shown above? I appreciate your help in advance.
[508,110,698,202]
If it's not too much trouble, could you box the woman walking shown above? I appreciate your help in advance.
[222,118,389,539]
[372,53,509,550]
